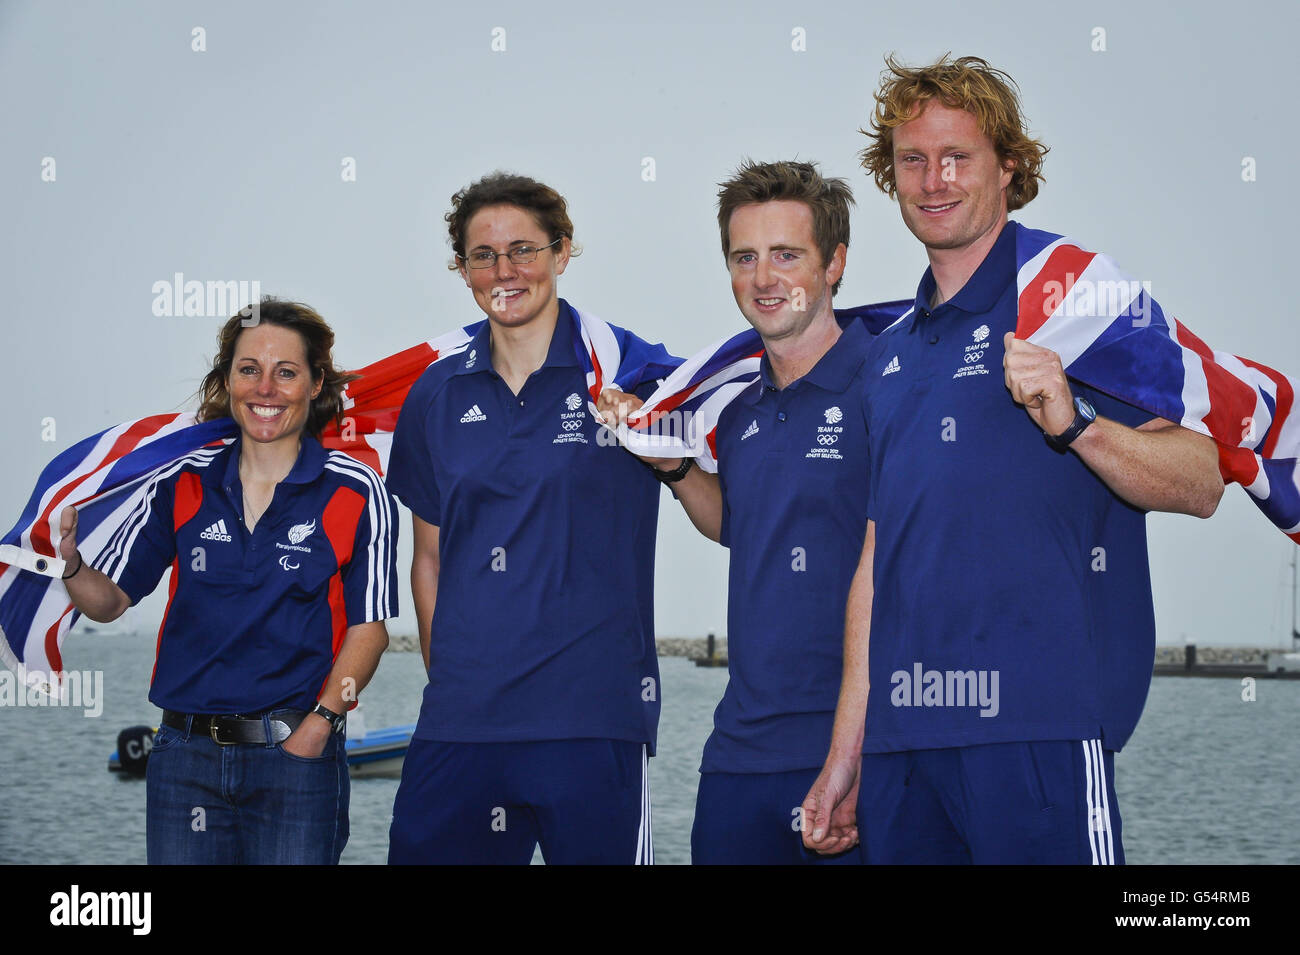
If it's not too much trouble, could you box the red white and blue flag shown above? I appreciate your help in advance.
[5,268,1297,693]
[0,304,678,696]
[1008,222,1300,543]
[625,223,1300,538]
[621,303,909,470]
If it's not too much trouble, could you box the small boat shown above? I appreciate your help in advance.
[341,722,417,778]
[108,717,416,779]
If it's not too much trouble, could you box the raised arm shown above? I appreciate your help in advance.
[58,505,131,623]
[1003,334,1224,517]
[596,388,724,543]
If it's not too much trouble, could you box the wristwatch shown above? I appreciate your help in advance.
[310,702,346,733]
[1045,396,1097,451]
[649,457,693,484]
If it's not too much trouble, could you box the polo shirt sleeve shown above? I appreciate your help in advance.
[100,470,179,606]
[1074,380,1158,430]
[387,375,442,527]
[341,478,400,624]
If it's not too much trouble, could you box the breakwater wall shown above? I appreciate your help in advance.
[385,635,1277,667]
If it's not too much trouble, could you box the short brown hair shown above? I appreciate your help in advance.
[861,54,1048,212]
[445,172,581,269]
[716,159,854,295]
[197,298,356,438]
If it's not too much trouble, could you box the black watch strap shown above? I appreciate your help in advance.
[1045,396,1097,451]
[649,457,693,484]
[310,702,346,733]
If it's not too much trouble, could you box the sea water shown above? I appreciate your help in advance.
[0,634,1295,865]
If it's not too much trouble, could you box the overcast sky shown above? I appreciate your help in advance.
[3,0,1297,651]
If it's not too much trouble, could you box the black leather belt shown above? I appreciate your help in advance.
[162,710,307,745]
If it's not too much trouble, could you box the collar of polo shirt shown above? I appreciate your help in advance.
[912,219,1020,326]
[451,299,583,379]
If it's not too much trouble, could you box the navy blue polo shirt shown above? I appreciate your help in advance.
[703,317,873,773]
[385,301,663,749]
[104,434,398,714]
[861,221,1156,753]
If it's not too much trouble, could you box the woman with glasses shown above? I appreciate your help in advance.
[386,172,676,864]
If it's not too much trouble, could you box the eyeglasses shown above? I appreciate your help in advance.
[460,237,562,269]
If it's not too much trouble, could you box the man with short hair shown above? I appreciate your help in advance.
[601,159,884,863]
[801,55,1223,864]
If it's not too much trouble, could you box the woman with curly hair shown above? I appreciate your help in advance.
[58,299,398,864]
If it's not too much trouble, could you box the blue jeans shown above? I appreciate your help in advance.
[145,712,350,865]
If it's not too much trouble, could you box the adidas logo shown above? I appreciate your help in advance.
[200,519,232,543]
[459,404,487,423]
[741,420,759,440]
[882,355,901,376]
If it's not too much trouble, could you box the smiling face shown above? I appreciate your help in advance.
[725,200,845,345]
[457,203,569,328]
[892,99,1014,258]
[225,323,321,448]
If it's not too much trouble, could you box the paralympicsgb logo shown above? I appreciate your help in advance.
[276,519,315,556]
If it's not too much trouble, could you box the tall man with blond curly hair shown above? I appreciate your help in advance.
[801,55,1224,864]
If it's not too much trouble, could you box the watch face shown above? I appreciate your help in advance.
[1076,396,1097,422]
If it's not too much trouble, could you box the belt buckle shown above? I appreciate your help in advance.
[209,716,239,746]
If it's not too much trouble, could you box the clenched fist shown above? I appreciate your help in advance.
[1003,332,1076,436]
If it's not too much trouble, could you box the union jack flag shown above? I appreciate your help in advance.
[1009,222,1300,543]
[622,303,909,470]
[0,303,677,696]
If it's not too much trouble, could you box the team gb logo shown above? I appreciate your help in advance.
[565,393,583,411]
[824,407,843,424]
[973,325,990,343]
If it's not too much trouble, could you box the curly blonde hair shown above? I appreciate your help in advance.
[861,54,1048,212]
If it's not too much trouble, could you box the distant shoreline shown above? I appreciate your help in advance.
[378,635,1283,666]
